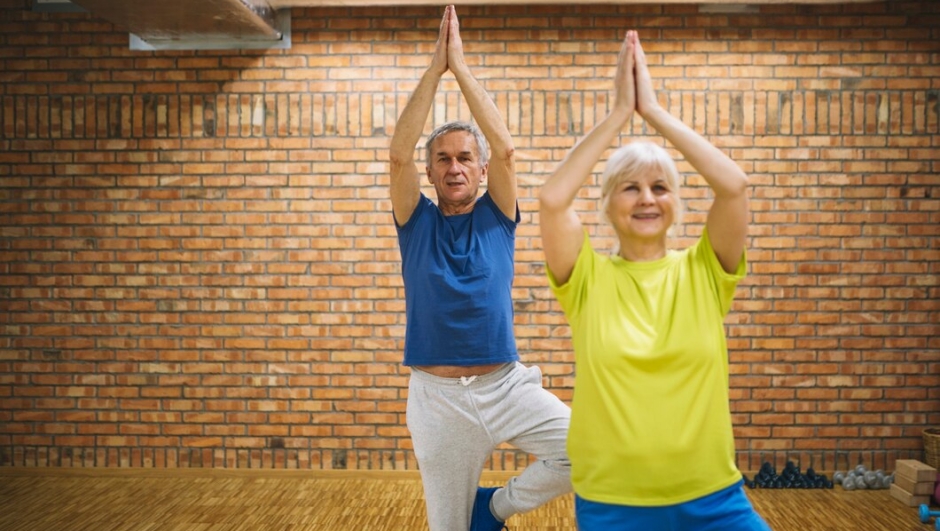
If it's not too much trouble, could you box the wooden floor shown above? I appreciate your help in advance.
[0,468,933,531]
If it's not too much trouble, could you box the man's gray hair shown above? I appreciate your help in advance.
[424,121,489,166]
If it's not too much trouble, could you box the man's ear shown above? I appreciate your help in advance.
[480,162,488,184]
[426,165,433,184]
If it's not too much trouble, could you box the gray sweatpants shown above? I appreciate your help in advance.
[407,362,572,531]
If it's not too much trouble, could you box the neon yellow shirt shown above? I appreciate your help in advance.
[548,229,746,506]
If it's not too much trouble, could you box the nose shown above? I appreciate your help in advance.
[637,186,655,204]
[446,158,462,174]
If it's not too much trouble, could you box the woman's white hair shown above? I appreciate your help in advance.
[600,141,684,245]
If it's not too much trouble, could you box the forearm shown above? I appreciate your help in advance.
[539,102,631,286]
[450,63,514,158]
[642,106,747,197]
[390,68,443,165]
[540,107,632,210]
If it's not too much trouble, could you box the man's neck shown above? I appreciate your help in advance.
[438,196,477,216]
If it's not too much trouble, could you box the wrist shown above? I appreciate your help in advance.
[610,105,633,122]
[639,103,666,122]
[425,65,446,78]
[449,61,469,75]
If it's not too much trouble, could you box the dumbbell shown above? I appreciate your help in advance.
[920,504,940,524]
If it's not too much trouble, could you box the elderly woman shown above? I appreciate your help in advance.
[538,31,771,530]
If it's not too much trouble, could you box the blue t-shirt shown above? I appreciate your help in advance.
[395,192,521,366]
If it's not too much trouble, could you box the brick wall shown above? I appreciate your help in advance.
[0,0,938,472]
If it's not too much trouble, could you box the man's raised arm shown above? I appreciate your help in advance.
[388,7,450,226]
[446,7,517,220]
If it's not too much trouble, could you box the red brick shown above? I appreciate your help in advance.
[0,3,936,471]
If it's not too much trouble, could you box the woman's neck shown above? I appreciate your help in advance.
[618,238,667,262]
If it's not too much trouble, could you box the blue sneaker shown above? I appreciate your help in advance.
[470,486,509,531]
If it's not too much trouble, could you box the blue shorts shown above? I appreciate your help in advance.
[575,480,772,531]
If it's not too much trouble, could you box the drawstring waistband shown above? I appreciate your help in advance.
[410,362,516,386]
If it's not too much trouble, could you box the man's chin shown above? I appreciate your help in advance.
[442,190,473,202]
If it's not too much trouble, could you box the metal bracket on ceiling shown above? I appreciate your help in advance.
[35,0,291,51]
[698,4,759,13]
[31,0,86,12]
[129,8,291,51]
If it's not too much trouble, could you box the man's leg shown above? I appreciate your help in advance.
[474,363,572,520]
[407,370,493,531]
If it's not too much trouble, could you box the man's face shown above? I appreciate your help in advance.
[426,131,487,211]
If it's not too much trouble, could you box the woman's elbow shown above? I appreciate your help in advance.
[734,171,750,193]
[720,171,749,198]
[538,187,569,214]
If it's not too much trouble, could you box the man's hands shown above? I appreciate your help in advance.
[445,5,468,73]
[430,6,450,76]
[431,5,467,77]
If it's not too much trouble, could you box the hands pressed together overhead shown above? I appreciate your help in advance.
[389,4,517,225]
[431,5,468,77]
[615,30,661,120]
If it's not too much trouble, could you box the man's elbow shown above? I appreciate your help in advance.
[388,149,414,170]
[490,145,515,163]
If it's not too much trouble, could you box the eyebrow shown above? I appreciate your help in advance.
[435,151,475,158]
[623,179,669,185]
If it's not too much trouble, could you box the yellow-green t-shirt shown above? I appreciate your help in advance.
[548,228,746,506]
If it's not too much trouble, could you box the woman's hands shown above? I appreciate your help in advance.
[615,30,660,119]
[632,31,661,119]
[613,30,636,117]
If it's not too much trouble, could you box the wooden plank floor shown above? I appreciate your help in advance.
[0,468,933,530]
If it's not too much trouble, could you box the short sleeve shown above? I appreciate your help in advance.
[695,227,746,315]
[547,231,595,320]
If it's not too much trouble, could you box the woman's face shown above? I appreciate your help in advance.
[605,170,678,243]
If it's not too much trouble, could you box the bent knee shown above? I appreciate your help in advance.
[542,457,572,476]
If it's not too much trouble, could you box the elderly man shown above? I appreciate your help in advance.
[387,6,572,531]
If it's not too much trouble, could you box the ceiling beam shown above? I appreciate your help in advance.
[67,0,282,45]
[270,0,879,6]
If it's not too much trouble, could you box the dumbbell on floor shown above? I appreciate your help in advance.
[744,461,833,489]
[919,504,940,524]
[919,504,940,530]
[833,466,892,490]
